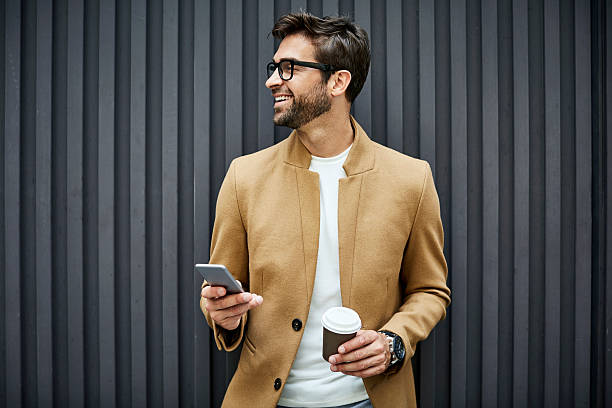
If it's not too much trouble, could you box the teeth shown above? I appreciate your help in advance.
[275,96,291,102]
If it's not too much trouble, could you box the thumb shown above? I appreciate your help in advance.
[247,294,263,309]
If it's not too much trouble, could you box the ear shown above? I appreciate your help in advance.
[328,70,352,97]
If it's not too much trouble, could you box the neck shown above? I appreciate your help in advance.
[295,111,354,158]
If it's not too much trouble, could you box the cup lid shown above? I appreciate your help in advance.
[321,307,362,334]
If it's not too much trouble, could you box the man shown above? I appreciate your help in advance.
[201,12,450,408]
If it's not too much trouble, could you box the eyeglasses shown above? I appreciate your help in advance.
[266,59,340,81]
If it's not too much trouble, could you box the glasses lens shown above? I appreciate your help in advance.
[279,61,293,80]
[266,62,276,78]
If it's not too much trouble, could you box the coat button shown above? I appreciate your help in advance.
[292,318,302,331]
[274,378,282,390]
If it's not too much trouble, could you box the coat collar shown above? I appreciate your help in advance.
[282,116,375,176]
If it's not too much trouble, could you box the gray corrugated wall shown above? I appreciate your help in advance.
[1,0,609,407]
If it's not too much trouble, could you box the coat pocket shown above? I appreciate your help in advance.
[243,335,256,355]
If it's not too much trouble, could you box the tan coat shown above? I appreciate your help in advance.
[201,118,451,407]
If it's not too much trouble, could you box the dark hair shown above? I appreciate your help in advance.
[271,12,370,103]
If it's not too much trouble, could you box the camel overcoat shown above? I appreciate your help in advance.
[200,118,451,407]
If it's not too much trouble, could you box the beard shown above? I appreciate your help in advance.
[273,81,332,129]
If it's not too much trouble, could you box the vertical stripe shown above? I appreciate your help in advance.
[291,0,307,13]
[402,0,419,157]
[35,0,54,405]
[385,0,402,152]
[226,0,243,164]
[543,0,561,406]
[130,0,147,406]
[606,4,612,406]
[114,0,131,405]
[4,0,22,405]
[83,0,100,404]
[497,0,515,405]
[449,0,467,406]
[512,0,530,405]
[573,1,591,406]
[419,0,435,167]
[66,0,85,406]
[353,0,372,136]
[178,1,196,405]
[481,0,499,406]
[322,0,339,17]
[193,0,211,405]
[98,0,116,404]
[258,0,275,150]
[162,0,180,405]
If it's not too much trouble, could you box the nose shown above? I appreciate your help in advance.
[265,68,282,89]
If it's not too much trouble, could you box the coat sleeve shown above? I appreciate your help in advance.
[380,162,451,364]
[200,159,249,351]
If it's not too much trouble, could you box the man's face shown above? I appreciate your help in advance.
[265,34,332,129]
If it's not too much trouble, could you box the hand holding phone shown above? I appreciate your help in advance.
[198,264,263,331]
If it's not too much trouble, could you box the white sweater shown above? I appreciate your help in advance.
[278,144,369,407]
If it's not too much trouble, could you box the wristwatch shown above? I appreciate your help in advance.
[378,330,406,368]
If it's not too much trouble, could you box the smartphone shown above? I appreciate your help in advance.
[196,264,244,294]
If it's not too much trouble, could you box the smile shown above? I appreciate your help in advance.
[273,95,293,105]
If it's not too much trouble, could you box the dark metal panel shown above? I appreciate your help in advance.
[481,0,499,406]
[353,0,371,136]
[194,0,212,406]
[606,3,612,405]
[449,0,467,405]
[146,0,164,405]
[466,0,483,404]
[115,0,132,405]
[162,0,180,406]
[528,1,546,405]
[130,0,148,406]
[573,1,592,406]
[243,0,259,156]
[97,0,116,404]
[322,0,339,17]
[83,0,100,404]
[291,0,307,13]
[0,1,5,404]
[178,1,196,406]
[496,1,515,406]
[258,0,275,150]
[543,0,561,406]
[66,0,85,405]
[385,0,402,152]
[226,0,243,164]
[3,0,22,405]
[512,0,530,405]
[418,0,435,167]
[402,0,419,158]
[35,0,54,405]
[51,0,69,405]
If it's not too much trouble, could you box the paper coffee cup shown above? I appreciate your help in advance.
[321,307,362,361]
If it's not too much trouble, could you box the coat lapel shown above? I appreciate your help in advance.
[295,168,320,306]
[282,117,375,307]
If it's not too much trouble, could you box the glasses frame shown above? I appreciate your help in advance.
[266,59,341,81]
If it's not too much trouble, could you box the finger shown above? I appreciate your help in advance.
[210,293,263,321]
[206,292,253,311]
[333,361,388,378]
[211,301,253,323]
[218,315,242,331]
[331,354,387,374]
[337,330,378,354]
[202,285,227,299]
[329,339,385,364]
[246,294,263,310]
